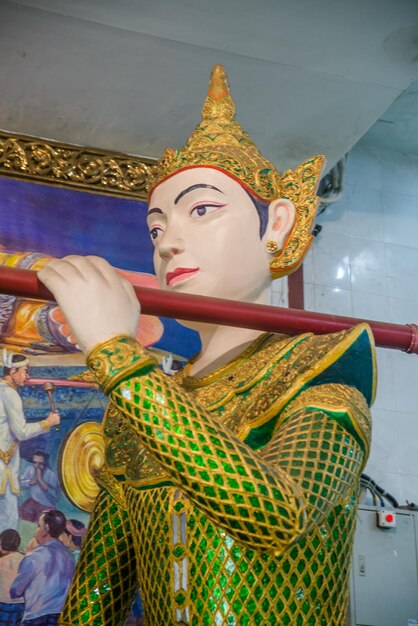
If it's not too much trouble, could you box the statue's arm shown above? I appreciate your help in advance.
[88,336,370,554]
[260,382,370,532]
[59,489,137,626]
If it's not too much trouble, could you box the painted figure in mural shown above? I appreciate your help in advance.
[10,510,75,626]
[19,450,61,523]
[60,519,87,564]
[39,66,374,625]
[0,529,25,626]
[0,351,61,533]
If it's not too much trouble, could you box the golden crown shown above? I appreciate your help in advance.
[147,65,325,278]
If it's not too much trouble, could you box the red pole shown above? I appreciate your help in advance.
[0,265,417,354]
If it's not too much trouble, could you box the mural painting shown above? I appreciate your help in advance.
[0,163,200,624]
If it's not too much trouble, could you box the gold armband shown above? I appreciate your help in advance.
[39,420,51,432]
[86,334,158,394]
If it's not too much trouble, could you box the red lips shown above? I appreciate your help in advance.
[166,267,199,287]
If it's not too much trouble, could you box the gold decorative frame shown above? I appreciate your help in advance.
[0,130,156,200]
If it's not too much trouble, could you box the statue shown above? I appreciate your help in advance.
[39,65,374,626]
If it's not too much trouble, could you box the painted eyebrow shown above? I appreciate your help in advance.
[146,207,163,218]
[174,184,224,204]
[147,184,224,216]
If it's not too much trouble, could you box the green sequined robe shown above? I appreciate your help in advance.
[60,324,374,626]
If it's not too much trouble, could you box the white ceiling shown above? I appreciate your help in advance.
[1,0,418,170]
[360,76,418,156]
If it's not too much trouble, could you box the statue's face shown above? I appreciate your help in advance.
[148,168,273,303]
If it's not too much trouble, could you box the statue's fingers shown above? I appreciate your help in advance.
[62,255,106,282]
[42,257,90,283]
[84,255,122,286]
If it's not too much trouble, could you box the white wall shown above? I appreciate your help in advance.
[304,142,418,506]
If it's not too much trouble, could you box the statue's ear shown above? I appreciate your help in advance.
[263,198,296,251]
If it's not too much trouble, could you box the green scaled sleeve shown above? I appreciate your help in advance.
[60,488,137,626]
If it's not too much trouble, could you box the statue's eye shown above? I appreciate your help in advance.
[190,204,223,218]
[149,227,162,241]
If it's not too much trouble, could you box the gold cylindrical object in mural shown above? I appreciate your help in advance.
[58,421,104,512]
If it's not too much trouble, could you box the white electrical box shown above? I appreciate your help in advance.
[348,506,418,626]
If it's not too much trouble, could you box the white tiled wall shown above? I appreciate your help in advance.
[304,142,418,506]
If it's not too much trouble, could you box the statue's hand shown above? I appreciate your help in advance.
[38,255,140,353]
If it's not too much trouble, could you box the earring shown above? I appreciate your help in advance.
[266,240,279,254]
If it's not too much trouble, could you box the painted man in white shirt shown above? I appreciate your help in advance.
[0,351,60,532]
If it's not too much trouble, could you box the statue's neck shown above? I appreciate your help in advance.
[188,286,272,377]
[190,325,266,377]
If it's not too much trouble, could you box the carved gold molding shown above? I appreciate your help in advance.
[0,130,156,200]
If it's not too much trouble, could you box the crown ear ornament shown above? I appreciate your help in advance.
[269,155,325,278]
[147,64,325,278]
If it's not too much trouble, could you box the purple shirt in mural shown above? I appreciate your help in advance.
[10,539,75,620]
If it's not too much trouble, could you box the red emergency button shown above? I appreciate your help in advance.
[377,509,396,528]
